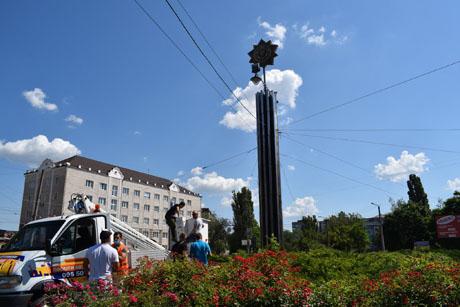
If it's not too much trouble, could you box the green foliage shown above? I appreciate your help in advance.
[384,199,432,250]
[45,248,460,306]
[407,174,430,215]
[324,211,370,252]
[228,187,259,253]
[202,210,230,255]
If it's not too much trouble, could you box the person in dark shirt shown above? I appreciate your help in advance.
[171,233,187,260]
[165,201,185,242]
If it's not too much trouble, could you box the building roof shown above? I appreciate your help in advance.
[50,155,200,197]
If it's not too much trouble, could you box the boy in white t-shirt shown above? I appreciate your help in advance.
[85,230,119,282]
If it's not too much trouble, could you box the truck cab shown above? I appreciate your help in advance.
[0,213,107,307]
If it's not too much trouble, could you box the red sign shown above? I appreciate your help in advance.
[436,215,460,238]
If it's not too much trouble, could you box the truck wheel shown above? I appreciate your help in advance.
[29,295,46,307]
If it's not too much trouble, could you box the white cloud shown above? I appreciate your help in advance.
[185,171,249,194]
[447,178,460,191]
[177,170,185,176]
[133,131,141,136]
[65,114,83,125]
[191,166,203,176]
[220,69,303,132]
[220,196,233,207]
[23,88,58,111]
[0,135,81,167]
[287,165,295,171]
[374,151,429,182]
[295,24,348,47]
[257,17,287,48]
[283,196,318,218]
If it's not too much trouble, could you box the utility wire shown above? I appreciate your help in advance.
[282,134,370,174]
[288,59,460,126]
[284,132,460,155]
[280,163,296,203]
[202,147,257,170]
[174,0,240,87]
[281,153,398,197]
[133,0,255,132]
[133,0,224,100]
[283,128,460,133]
[162,0,256,119]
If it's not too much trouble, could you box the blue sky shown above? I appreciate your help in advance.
[1,0,460,230]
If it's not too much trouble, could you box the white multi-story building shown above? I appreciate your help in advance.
[20,156,201,248]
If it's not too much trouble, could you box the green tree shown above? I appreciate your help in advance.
[324,212,369,252]
[407,174,430,215]
[383,199,431,250]
[384,174,432,250]
[228,187,259,253]
[201,210,230,255]
[284,216,322,251]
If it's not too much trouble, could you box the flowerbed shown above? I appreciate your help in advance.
[44,249,460,306]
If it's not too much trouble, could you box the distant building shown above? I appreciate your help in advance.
[20,156,202,249]
[363,216,383,250]
[292,220,304,232]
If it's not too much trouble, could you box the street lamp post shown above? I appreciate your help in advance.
[371,202,385,251]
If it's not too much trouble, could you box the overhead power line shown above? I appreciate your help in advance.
[282,134,370,173]
[284,132,460,155]
[202,147,257,171]
[133,0,225,100]
[163,0,256,119]
[280,163,296,203]
[175,0,240,87]
[288,59,460,126]
[281,153,397,197]
[283,128,460,133]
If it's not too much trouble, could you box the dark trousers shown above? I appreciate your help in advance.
[166,217,177,242]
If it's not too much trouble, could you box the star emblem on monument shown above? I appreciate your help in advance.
[248,39,278,68]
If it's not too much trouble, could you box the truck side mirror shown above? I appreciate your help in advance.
[47,239,61,256]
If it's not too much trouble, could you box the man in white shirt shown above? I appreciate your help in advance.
[85,230,119,282]
[186,211,204,243]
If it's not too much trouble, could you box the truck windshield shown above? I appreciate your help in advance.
[2,220,65,251]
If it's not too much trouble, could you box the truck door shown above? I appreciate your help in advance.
[50,216,104,282]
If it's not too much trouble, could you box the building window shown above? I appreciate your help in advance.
[180,210,184,216]
[122,187,129,195]
[111,199,117,211]
[144,218,149,224]
[134,190,140,197]
[153,219,159,225]
[171,197,176,204]
[187,200,192,206]
[133,216,139,224]
[112,185,118,196]
[100,183,107,190]
[154,206,160,212]
[142,230,149,237]
[179,198,184,204]
[87,195,93,202]
[187,211,192,217]
[152,231,159,238]
[144,192,151,199]
[144,204,150,211]
[154,194,160,200]
[163,207,169,212]
[163,195,169,202]
[121,215,128,223]
[162,232,168,238]
[121,201,129,209]
[85,180,94,188]
[98,197,106,205]
[133,203,140,210]
[111,214,117,218]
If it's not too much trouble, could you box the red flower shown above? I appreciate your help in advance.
[402,296,409,304]
[164,291,179,303]
[129,294,138,303]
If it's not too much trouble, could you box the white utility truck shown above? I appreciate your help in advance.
[0,194,168,307]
